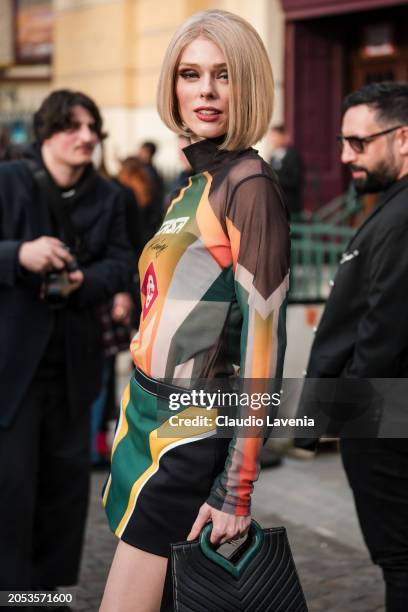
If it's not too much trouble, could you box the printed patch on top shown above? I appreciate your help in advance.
[141,262,158,319]
[156,216,189,235]
[340,249,359,265]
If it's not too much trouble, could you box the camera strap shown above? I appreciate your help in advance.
[25,159,82,253]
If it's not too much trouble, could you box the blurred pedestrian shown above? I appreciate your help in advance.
[299,81,408,612]
[95,144,145,319]
[138,140,165,234]
[118,155,151,208]
[90,146,145,467]
[90,295,133,467]
[0,127,11,161]
[0,126,26,161]
[101,9,289,612]
[269,125,304,220]
[165,135,193,206]
[0,89,132,591]
[118,155,160,242]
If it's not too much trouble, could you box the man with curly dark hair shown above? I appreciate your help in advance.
[0,90,132,593]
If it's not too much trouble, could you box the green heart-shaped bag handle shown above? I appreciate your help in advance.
[199,519,264,579]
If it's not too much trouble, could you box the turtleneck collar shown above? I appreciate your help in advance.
[182,137,252,175]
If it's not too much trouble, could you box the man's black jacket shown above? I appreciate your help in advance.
[308,173,408,379]
[0,156,133,427]
[295,174,408,449]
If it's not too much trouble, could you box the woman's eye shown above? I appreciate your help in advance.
[179,70,198,79]
[218,72,228,80]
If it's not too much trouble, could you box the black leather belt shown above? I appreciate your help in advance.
[133,368,187,401]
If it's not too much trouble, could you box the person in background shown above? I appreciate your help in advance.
[0,126,27,161]
[90,296,134,468]
[118,156,151,209]
[269,124,304,220]
[166,135,193,207]
[299,81,408,612]
[0,89,132,592]
[0,127,11,161]
[97,147,145,314]
[138,140,165,233]
[118,155,162,242]
[90,146,145,467]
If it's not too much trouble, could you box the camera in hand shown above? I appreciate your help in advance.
[43,246,79,308]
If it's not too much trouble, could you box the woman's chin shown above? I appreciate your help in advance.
[189,122,226,140]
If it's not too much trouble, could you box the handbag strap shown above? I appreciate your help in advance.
[199,520,264,579]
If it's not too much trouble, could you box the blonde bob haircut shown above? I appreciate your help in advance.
[157,9,274,151]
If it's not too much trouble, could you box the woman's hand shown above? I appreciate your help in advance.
[187,502,251,546]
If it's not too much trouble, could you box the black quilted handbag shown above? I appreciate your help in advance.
[171,520,308,612]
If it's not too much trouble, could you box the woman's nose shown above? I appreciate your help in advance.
[200,76,216,99]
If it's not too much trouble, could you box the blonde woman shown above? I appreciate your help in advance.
[101,9,290,612]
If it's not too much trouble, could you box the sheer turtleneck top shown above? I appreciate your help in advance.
[130,137,290,515]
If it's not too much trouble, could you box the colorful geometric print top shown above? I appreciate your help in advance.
[130,138,290,515]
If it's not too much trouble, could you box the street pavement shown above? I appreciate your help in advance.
[61,449,384,612]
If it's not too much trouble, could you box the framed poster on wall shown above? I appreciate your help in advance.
[15,0,53,64]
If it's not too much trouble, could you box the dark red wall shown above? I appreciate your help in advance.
[283,2,408,211]
[285,21,345,211]
[282,0,407,20]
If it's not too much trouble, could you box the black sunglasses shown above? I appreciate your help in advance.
[336,125,403,154]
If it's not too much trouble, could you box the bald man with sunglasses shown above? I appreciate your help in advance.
[301,81,408,612]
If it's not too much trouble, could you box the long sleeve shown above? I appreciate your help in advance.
[0,177,25,287]
[0,241,23,287]
[207,174,290,515]
[348,222,408,377]
[0,198,38,291]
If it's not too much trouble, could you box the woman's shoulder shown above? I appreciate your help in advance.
[224,148,277,191]
[207,147,284,221]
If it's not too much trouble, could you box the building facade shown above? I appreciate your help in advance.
[52,0,284,175]
[0,0,53,150]
[0,0,284,173]
[283,0,408,209]
[1,0,407,204]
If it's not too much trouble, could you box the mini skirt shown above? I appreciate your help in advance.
[103,368,230,558]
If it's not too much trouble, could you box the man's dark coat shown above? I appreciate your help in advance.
[0,158,132,427]
[307,174,408,379]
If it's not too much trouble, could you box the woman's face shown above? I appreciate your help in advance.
[176,36,229,141]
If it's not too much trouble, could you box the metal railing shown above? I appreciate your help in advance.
[310,184,362,225]
[290,222,355,303]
